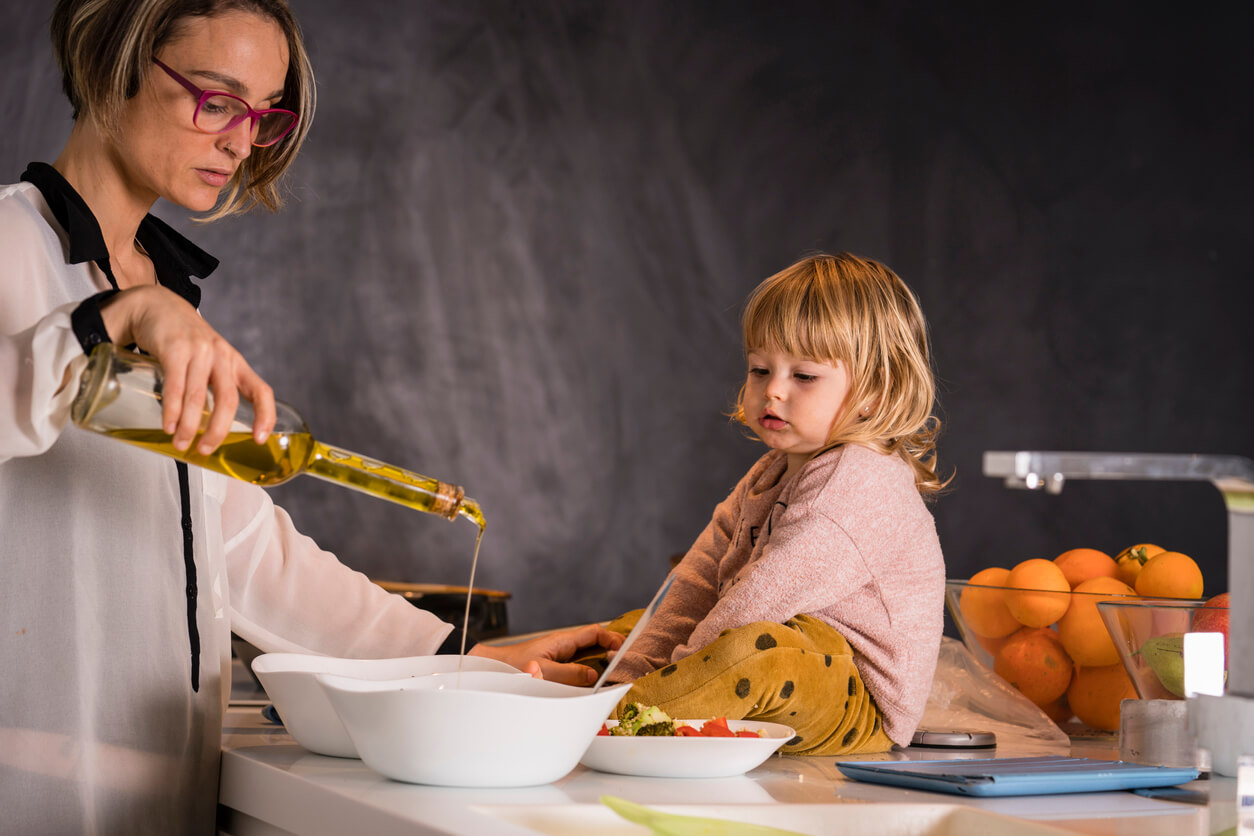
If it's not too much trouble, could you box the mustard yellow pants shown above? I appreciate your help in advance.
[605,613,893,756]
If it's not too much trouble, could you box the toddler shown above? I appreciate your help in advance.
[606,252,947,755]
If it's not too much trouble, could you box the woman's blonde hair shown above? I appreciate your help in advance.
[51,0,315,220]
[733,252,948,495]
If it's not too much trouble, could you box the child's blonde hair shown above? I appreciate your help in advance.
[733,252,946,495]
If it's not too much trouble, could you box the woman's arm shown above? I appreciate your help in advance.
[469,625,624,686]
[0,304,90,463]
[221,478,626,683]
[0,285,277,463]
[219,477,455,659]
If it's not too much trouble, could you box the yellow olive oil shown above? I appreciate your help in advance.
[105,429,311,485]
[459,529,485,666]
[104,429,482,524]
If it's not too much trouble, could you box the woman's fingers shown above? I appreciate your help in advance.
[158,344,189,439]
[530,659,599,686]
[107,285,274,455]
[236,362,276,444]
[198,361,240,454]
[174,346,215,452]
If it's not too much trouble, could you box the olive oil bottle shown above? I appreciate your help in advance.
[71,343,484,529]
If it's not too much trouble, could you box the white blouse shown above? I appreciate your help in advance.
[0,177,452,835]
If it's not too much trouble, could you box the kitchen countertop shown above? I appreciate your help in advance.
[218,662,1240,836]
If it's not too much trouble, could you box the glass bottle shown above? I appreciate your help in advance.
[70,343,484,529]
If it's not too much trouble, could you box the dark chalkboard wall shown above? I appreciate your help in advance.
[3,1,1250,633]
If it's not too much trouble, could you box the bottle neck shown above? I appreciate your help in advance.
[304,441,469,522]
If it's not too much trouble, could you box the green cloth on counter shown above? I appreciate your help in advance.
[602,796,807,836]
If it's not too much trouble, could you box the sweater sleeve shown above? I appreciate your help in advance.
[220,477,454,658]
[674,501,871,660]
[605,480,743,683]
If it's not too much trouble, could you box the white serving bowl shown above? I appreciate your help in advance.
[250,653,521,758]
[581,719,795,778]
[315,670,632,787]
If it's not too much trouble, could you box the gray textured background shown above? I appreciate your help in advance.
[3,1,1250,635]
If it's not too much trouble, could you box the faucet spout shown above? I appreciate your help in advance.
[984,450,1254,495]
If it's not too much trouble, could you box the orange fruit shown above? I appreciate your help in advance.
[1057,576,1137,666]
[975,631,1013,659]
[1115,543,1165,587]
[960,568,1021,638]
[1067,663,1137,731]
[994,627,1074,706]
[1039,694,1072,726]
[1134,551,1204,599]
[1005,559,1072,627]
[1053,548,1118,588]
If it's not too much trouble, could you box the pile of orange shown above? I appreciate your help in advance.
[958,545,1205,732]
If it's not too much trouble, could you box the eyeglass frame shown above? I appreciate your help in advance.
[152,58,298,147]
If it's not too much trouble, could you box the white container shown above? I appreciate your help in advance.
[580,719,793,778]
[251,652,520,758]
[316,670,631,787]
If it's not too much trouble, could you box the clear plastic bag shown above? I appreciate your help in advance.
[920,637,1071,755]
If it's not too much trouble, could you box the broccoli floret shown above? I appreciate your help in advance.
[635,720,676,736]
[612,703,675,736]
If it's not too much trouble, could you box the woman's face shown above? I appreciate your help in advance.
[113,10,290,213]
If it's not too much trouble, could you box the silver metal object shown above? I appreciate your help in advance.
[1119,699,1201,769]
[983,450,1254,776]
[593,573,676,692]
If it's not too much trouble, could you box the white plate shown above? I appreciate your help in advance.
[580,719,795,778]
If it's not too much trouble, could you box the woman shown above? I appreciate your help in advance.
[0,1,618,832]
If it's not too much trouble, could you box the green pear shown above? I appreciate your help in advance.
[1136,634,1185,697]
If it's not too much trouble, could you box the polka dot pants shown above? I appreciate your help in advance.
[615,615,894,756]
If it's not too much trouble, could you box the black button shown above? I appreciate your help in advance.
[185,584,197,597]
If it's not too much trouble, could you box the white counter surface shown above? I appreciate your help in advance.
[217,689,1238,836]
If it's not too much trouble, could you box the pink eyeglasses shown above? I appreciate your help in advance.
[153,58,298,147]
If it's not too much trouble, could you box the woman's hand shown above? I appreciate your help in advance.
[99,286,275,453]
[469,624,624,686]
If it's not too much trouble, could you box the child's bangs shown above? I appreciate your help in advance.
[743,278,849,365]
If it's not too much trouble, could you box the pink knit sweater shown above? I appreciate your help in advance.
[609,443,945,745]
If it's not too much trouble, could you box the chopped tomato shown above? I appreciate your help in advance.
[700,717,735,737]
[596,723,611,736]
[675,725,702,736]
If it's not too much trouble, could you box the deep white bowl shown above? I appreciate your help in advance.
[250,653,521,758]
[316,670,632,787]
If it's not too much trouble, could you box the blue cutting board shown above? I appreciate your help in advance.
[835,756,1199,797]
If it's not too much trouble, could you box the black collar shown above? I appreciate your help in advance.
[20,162,219,308]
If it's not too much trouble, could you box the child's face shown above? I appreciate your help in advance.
[744,347,852,467]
